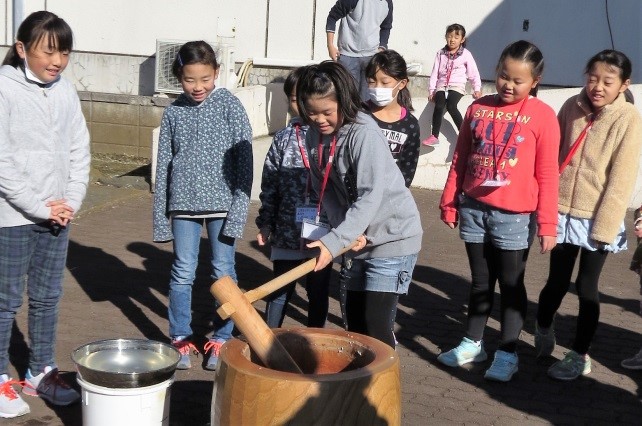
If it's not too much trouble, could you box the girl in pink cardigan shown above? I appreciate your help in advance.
[423,24,482,146]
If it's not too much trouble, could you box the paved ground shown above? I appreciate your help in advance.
[3,171,642,425]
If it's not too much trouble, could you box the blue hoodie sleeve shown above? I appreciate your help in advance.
[379,0,393,49]
[152,110,174,242]
[222,94,253,239]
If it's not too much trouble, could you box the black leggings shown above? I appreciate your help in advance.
[345,290,399,348]
[265,259,332,328]
[537,243,608,354]
[431,90,464,136]
[465,242,529,353]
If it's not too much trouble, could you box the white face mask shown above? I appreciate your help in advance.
[368,81,402,107]
[23,58,53,85]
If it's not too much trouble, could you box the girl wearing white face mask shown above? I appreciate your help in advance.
[0,11,89,415]
[365,50,421,188]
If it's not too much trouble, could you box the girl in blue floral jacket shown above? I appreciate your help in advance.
[152,41,253,371]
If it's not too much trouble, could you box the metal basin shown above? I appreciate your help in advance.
[71,339,180,388]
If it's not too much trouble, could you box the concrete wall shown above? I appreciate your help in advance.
[80,92,169,158]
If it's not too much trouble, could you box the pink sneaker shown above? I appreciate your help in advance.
[422,135,439,146]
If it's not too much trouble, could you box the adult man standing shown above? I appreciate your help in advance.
[326,0,393,101]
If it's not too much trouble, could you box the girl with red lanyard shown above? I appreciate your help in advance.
[296,61,423,349]
[535,50,642,381]
[423,23,482,146]
[256,67,333,329]
[439,40,559,382]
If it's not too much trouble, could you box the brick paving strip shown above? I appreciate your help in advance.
[4,186,641,425]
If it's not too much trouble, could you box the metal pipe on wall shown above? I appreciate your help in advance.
[264,0,270,57]
[12,0,24,39]
[311,0,316,60]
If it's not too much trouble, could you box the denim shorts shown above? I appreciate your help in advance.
[340,253,418,294]
[458,194,535,250]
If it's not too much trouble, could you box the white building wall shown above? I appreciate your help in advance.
[2,0,640,86]
[3,0,642,206]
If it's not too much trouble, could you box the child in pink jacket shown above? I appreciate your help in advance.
[423,23,481,146]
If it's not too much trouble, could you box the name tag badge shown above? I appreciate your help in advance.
[295,206,317,224]
[481,178,511,187]
[301,218,331,241]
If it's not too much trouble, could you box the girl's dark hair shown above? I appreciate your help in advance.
[446,23,467,47]
[496,40,544,96]
[171,41,218,79]
[584,49,632,82]
[296,61,362,125]
[365,50,413,111]
[2,11,73,67]
[283,66,306,97]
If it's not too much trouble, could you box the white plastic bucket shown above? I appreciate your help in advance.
[77,376,174,426]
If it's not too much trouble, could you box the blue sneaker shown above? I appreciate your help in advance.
[204,339,226,371]
[621,348,642,370]
[23,367,80,406]
[484,350,518,382]
[548,351,591,381]
[437,337,487,367]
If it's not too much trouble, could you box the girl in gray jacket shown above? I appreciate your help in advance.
[296,61,422,348]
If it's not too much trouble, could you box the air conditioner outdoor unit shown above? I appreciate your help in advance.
[154,38,236,94]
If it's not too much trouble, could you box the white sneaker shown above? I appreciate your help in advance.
[23,366,80,406]
[437,337,487,367]
[0,374,30,418]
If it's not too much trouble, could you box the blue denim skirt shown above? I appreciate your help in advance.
[340,253,418,294]
[458,194,535,250]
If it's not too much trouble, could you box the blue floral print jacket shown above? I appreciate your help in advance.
[153,88,253,241]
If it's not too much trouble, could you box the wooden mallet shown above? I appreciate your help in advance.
[210,241,358,374]
[210,275,302,373]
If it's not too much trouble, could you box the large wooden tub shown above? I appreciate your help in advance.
[211,328,401,425]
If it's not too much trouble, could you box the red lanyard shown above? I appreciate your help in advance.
[294,124,312,203]
[491,97,528,179]
[444,53,455,88]
[316,134,337,221]
[559,115,595,174]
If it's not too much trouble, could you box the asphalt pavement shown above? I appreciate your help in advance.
[3,166,642,425]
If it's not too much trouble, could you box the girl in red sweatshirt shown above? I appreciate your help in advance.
[438,40,560,382]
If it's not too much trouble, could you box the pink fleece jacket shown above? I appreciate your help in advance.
[429,47,481,95]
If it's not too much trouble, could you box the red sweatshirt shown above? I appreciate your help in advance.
[440,95,560,237]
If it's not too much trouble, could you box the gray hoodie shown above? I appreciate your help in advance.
[0,65,90,227]
[326,0,393,57]
[305,112,422,259]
